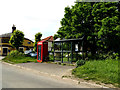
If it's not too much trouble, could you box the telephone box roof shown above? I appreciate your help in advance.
[38,40,47,44]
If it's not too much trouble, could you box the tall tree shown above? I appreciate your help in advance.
[56,2,97,55]
[9,30,24,51]
[92,2,120,54]
[34,32,42,52]
[55,2,120,56]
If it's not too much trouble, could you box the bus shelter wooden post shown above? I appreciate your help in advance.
[71,42,73,64]
[61,42,63,63]
[53,42,55,62]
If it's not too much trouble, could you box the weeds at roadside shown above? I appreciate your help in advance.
[72,59,119,87]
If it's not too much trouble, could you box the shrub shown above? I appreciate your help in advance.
[10,50,19,55]
[76,59,85,68]
[49,55,54,61]
[19,49,24,53]
[3,50,37,63]
[9,50,25,58]
[98,51,119,60]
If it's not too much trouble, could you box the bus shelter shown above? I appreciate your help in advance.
[53,37,85,63]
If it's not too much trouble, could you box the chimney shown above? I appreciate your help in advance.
[12,24,16,33]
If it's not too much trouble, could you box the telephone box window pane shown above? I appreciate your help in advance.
[38,45,41,60]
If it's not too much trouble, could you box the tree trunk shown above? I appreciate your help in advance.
[16,47,19,51]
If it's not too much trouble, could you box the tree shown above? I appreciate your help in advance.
[55,2,120,57]
[34,32,42,52]
[92,2,120,54]
[9,30,24,51]
[55,2,97,55]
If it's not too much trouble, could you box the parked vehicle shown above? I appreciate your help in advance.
[24,50,32,54]
[29,52,37,57]
[24,50,37,57]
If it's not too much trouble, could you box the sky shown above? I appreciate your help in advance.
[0,0,75,41]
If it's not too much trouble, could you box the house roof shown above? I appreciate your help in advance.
[0,32,34,43]
[24,38,34,43]
[42,36,54,42]
[0,33,12,38]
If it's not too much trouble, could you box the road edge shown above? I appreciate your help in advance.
[1,61,114,88]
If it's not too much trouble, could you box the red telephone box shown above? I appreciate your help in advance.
[37,40,48,62]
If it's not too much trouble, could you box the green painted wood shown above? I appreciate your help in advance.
[38,45,41,60]
[71,42,73,64]
[61,42,63,63]
[53,42,55,61]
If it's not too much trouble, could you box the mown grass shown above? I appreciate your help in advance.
[2,50,38,64]
[72,59,119,87]
[2,55,37,64]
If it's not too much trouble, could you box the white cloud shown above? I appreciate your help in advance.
[0,0,75,41]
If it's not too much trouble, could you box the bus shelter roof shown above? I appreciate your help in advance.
[54,36,84,42]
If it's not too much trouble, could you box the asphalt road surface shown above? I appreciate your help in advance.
[2,63,88,88]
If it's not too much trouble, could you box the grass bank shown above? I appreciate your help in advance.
[2,50,37,64]
[2,56,37,64]
[72,59,119,87]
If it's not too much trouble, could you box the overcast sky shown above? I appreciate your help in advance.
[0,0,75,41]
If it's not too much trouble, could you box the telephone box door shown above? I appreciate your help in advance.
[38,45,41,60]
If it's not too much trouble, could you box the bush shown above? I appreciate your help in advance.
[3,50,37,63]
[10,50,19,56]
[49,55,54,62]
[76,59,85,67]
[9,50,25,58]
[19,49,24,53]
[98,51,119,60]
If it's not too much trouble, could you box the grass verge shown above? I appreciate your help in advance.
[72,59,119,87]
[2,55,37,64]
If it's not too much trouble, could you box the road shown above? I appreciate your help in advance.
[2,63,88,88]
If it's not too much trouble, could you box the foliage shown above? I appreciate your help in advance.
[49,54,54,62]
[19,49,24,53]
[76,60,85,67]
[53,34,59,40]
[54,2,120,58]
[9,50,25,58]
[72,59,119,87]
[92,2,120,54]
[34,32,42,52]
[98,51,119,60]
[9,30,24,50]
[2,50,37,63]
